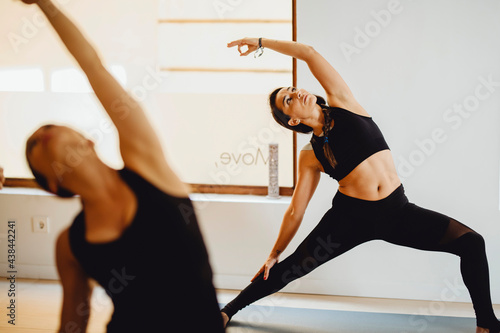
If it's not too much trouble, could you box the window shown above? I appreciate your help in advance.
[155,0,295,194]
[1,0,296,195]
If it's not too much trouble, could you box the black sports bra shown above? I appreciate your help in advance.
[309,107,390,181]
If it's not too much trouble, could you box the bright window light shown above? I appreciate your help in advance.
[0,68,44,92]
[109,65,127,86]
[51,68,92,93]
[50,65,127,93]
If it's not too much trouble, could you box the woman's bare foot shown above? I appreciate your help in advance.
[221,312,230,328]
[477,327,489,333]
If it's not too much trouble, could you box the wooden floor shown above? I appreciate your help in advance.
[0,278,112,332]
[0,278,496,332]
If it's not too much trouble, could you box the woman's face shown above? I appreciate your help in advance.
[26,124,93,193]
[275,87,317,126]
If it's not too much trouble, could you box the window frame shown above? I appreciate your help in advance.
[4,0,297,196]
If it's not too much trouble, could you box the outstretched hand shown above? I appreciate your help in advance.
[227,37,260,57]
[251,254,279,282]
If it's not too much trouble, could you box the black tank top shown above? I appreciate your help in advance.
[310,107,390,181]
[68,168,224,332]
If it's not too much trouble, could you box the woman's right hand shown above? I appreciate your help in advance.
[251,253,279,282]
[227,37,260,57]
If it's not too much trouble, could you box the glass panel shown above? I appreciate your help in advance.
[158,23,292,70]
[0,68,44,92]
[149,92,293,186]
[50,66,127,93]
[51,68,92,93]
[157,71,291,94]
[159,0,292,20]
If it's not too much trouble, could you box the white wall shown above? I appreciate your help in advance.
[294,0,500,303]
[1,177,499,306]
[0,189,81,279]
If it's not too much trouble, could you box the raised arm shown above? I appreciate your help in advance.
[251,149,322,281]
[33,0,151,152]
[24,0,188,196]
[228,37,363,111]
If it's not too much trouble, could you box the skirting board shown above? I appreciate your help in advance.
[213,274,477,304]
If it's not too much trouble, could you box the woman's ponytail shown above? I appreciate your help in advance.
[321,107,337,168]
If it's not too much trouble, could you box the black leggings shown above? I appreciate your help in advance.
[221,185,499,330]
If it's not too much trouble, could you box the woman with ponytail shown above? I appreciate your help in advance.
[222,38,499,333]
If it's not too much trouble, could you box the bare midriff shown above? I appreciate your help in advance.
[336,149,401,201]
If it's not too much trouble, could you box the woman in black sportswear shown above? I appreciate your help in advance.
[222,37,499,333]
[20,1,224,332]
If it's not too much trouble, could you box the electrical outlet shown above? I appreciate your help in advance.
[32,216,49,233]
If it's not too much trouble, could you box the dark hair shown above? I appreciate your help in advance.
[25,143,76,198]
[269,87,337,168]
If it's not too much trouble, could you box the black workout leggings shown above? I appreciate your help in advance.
[222,185,499,329]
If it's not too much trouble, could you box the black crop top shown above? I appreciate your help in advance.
[68,168,224,332]
[310,107,390,181]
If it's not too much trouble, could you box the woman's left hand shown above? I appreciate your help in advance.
[227,37,260,56]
